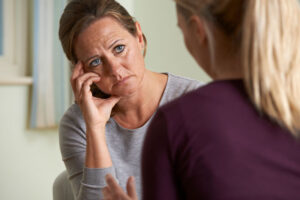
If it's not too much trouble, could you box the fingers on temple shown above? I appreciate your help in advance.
[82,76,101,98]
[73,73,99,102]
[71,62,84,84]
[76,73,99,91]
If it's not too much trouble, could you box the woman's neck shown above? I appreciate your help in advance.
[211,37,243,80]
[212,59,243,81]
[206,25,243,81]
[113,70,168,129]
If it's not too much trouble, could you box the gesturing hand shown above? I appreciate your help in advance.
[102,174,138,200]
[71,62,120,130]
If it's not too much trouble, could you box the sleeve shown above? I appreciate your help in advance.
[59,105,118,200]
[141,109,181,200]
[191,79,205,91]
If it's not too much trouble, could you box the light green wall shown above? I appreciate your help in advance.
[0,86,64,200]
[134,0,210,82]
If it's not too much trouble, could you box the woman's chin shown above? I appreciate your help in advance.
[113,86,138,98]
[112,77,140,97]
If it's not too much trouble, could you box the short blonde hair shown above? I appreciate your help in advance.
[175,0,300,137]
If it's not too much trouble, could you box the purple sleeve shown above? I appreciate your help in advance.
[142,110,181,200]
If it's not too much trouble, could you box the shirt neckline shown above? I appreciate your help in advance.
[110,73,171,132]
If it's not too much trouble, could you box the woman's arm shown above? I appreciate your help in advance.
[71,62,120,169]
[59,105,118,200]
[59,62,121,200]
[85,126,111,168]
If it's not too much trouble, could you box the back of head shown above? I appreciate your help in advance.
[59,0,146,64]
[175,0,300,137]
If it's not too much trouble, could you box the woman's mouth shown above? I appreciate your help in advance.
[115,76,132,86]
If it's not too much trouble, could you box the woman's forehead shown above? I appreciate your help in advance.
[77,17,131,46]
[87,17,127,36]
[74,17,135,60]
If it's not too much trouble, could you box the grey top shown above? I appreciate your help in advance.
[59,73,203,200]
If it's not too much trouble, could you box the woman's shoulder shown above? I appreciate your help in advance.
[61,104,83,122]
[156,79,249,141]
[59,104,85,135]
[160,73,204,104]
[161,79,247,114]
[59,104,87,159]
[167,73,204,91]
[195,79,245,96]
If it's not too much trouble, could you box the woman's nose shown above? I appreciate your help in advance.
[106,58,125,81]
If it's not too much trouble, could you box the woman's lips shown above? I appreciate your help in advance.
[115,76,132,86]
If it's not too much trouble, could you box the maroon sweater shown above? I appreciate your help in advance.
[142,80,300,200]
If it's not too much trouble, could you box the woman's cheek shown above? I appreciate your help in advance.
[96,79,110,93]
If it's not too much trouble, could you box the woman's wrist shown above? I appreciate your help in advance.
[86,123,106,133]
[86,126,106,143]
[85,127,113,168]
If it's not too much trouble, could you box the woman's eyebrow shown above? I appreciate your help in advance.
[83,39,125,63]
[84,55,98,63]
[108,39,123,49]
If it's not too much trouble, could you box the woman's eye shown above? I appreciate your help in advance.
[90,58,101,67]
[114,45,125,53]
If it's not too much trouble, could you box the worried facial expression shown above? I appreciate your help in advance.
[74,16,145,97]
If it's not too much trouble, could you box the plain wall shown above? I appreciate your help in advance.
[0,1,210,200]
[0,86,65,200]
[134,0,210,82]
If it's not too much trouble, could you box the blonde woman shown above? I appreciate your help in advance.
[104,0,300,199]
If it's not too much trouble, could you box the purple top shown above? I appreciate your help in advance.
[142,80,300,200]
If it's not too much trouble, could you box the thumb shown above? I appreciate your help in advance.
[107,96,121,106]
[126,176,138,200]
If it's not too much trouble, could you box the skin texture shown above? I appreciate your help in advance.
[177,9,243,81]
[176,12,213,77]
[75,17,146,97]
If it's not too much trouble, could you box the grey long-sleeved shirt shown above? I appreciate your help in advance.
[59,73,202,200]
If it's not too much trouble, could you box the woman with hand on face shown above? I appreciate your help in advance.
[105,0,300,199]
[58,0,202,199]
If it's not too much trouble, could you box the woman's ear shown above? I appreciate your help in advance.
[188,15,207,45]
[135,21,144,49]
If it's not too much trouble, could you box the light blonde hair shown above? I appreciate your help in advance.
[175,0,300,137]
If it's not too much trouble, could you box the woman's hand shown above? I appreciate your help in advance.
[71,62,120,130]
[102,174,138,200]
